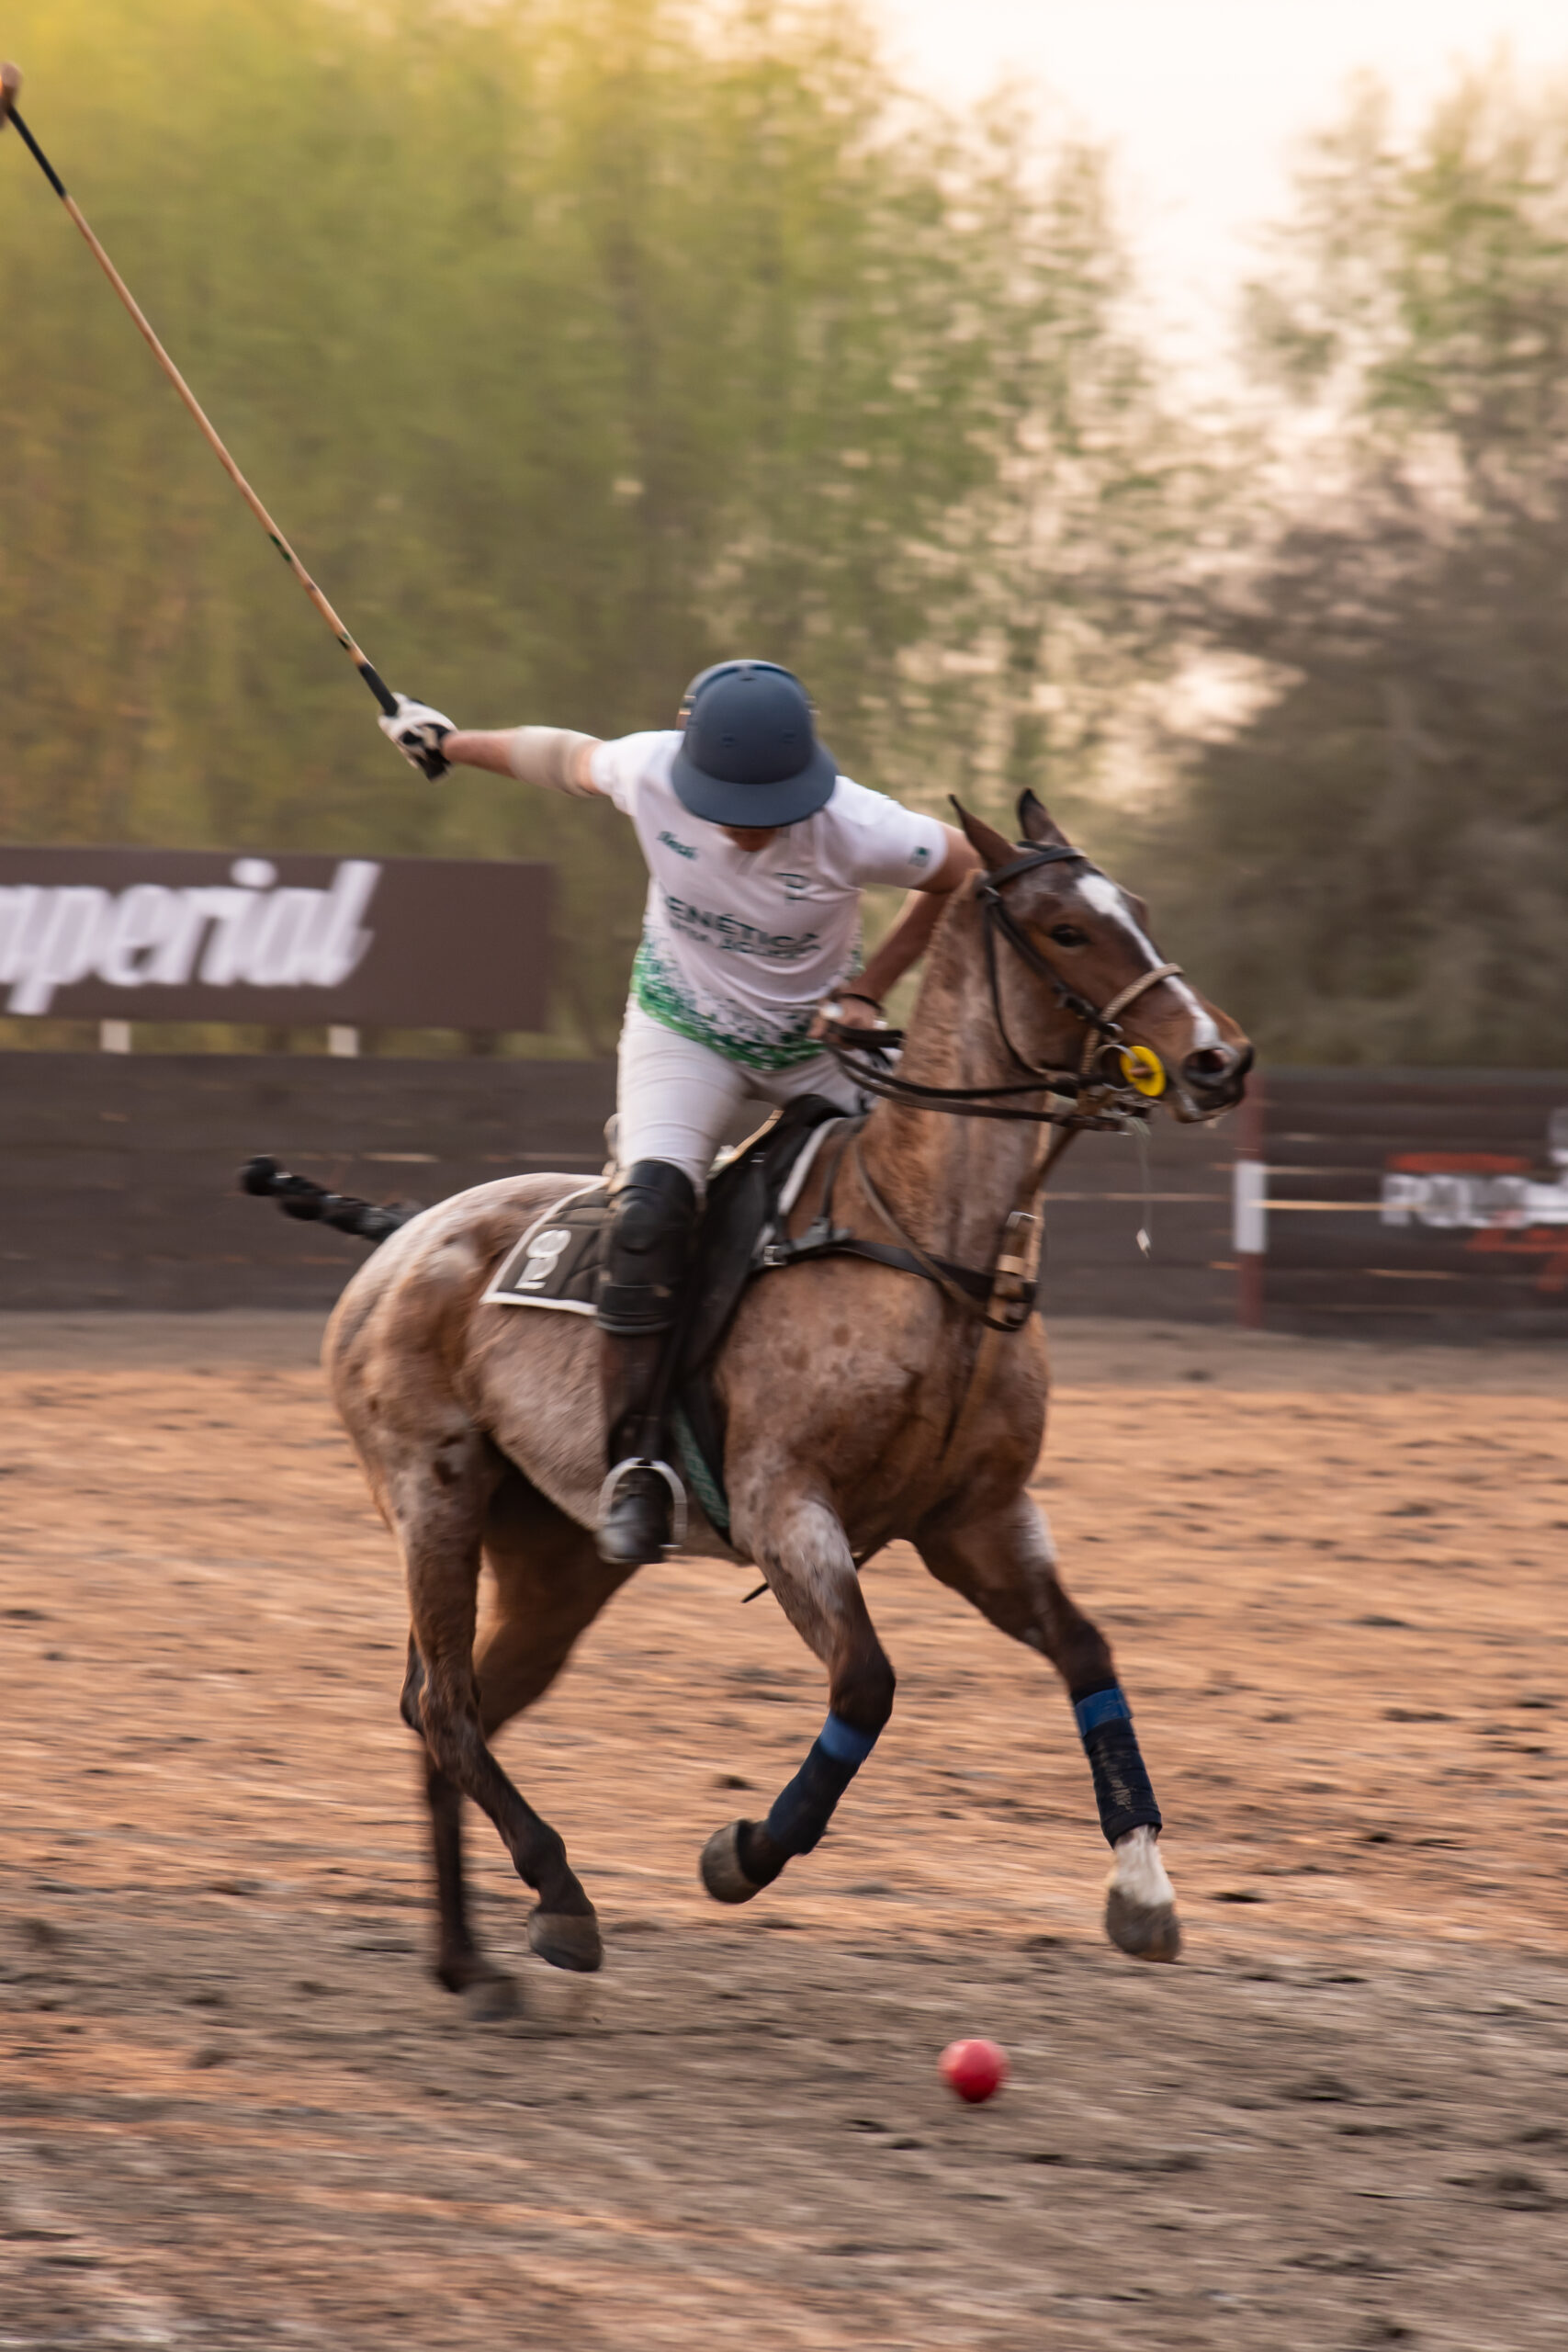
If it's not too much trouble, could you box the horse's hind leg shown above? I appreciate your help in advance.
[918,1490,1180,1962]
[700,1491,896,1905]
[401,1472,636,1999]
[400,1638,487,1996]
[393,1446,608,1981]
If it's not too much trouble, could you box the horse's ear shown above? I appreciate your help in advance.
[949,797,1015,873]
[1017,789,1073,850]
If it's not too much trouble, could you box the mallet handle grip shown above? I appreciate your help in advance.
[4,95,398,717]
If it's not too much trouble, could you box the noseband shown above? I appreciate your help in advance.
[826,842,1182,1128]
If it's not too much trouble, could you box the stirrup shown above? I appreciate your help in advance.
[596,1456,689,1555]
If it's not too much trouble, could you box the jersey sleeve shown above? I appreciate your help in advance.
[821,776,949,889]
[588,730,676,817]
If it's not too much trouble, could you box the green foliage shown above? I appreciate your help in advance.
[1243,71,1568,465]
[1156,64,1568,1067]
[0,0,1176,1046]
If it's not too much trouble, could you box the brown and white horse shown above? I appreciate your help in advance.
[325,796,1250,2007]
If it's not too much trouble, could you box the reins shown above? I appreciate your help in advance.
[820,839,1183,1125]
[792,837,1185,1336]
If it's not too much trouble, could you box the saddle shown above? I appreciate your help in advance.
[483,1089,1041,1538]
[482,1094,852,1538]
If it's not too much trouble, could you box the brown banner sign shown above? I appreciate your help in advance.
[0,847,553,1028]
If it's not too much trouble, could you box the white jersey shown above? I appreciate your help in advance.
[591,729,946,1070]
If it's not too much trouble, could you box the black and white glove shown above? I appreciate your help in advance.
[378,693,455,779]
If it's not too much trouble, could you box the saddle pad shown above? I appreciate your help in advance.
[482,1183,609,1315]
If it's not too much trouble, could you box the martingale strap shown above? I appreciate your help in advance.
[754,1125,1038,1332]
[757,1216,1021,1313]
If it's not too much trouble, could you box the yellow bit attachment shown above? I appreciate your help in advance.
[1118,1045,1166,1098]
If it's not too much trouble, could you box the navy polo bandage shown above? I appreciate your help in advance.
[817,1713,878,1766]
[764,1712,880,1856]
[1074,1687,1132,1736]
[1072,1683,1162,1847]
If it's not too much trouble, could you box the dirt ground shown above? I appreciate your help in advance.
[1,1308,1565,2351]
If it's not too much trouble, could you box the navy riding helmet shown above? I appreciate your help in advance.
[671,661,839,829]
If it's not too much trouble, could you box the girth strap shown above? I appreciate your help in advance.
[757,1218,1032,1317]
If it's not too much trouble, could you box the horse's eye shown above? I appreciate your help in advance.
[1049,923,1089,948]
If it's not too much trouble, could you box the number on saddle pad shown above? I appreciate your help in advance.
[515,1227,571,1289]
[482,1186,610,1317]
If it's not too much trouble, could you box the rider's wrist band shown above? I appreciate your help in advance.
[839,990,884,1012]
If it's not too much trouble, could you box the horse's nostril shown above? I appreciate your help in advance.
[1183,1046,1235,1088]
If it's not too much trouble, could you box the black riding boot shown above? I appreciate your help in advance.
[595,1159,699,1568]
[598,1330,680,1566]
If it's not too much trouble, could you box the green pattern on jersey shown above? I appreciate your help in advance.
[631,933,827,1071]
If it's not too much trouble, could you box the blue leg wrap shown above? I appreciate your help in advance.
[1072,1684,1162,1848]
[764,1712,879,1858]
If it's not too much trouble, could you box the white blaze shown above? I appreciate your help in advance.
[1075,873,1220,1051]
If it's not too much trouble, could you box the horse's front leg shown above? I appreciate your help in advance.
[700,1491,895,1905]
[918,1490,1180,1962]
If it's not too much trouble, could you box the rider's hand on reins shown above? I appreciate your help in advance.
[810,991,885,1042]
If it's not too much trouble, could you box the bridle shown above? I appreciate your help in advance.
[762,840,1190,1344]
[823,842,1184,1129]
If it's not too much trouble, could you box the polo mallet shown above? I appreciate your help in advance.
[0,61,400,718]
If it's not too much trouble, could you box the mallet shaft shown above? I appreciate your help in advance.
[0,74,398,717]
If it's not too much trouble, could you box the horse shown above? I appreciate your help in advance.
[323,793,1251,2007]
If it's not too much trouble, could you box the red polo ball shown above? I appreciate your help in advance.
[940,2038,1009,2104]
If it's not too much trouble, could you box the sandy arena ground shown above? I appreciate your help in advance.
[1,1308,1565,2350]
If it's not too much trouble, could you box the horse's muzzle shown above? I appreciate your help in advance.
[1178,1041,1253,1116]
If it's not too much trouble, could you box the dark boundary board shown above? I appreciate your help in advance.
[0,1053,1235,1317]
[1259,1067,1568,1341]
[1033,1119,1235,1324]
[6,1055,1563,1334]
[0,1055,615,1311]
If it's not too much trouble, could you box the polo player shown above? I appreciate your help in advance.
[379,662,977,1566]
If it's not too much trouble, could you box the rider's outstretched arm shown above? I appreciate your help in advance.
[378,694,604,796]
[443,727,604,795]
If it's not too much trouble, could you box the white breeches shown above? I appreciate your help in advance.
[615,1000,862,1190]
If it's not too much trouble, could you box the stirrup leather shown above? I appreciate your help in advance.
[596,1455,689,1555]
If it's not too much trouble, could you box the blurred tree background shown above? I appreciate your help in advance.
[3,6,1565,1062]
[0,0,1179,1050]
[1154,67,1568,1066]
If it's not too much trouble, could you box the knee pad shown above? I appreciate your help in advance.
[599,1159,699,1334]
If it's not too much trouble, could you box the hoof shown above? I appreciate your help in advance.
[526,1908,604,1973]
[700,1820,767,1905]
[461,1972,521,2022]
[1105,1884,1182,1962]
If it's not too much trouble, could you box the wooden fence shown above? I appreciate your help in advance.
[0,1051,1228,1317]
[3,1055,1563,1336]
[1249,1069,1568,1341]
[0,1054,615,1311]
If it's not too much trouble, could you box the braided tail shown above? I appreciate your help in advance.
[238,1156,420,1250]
